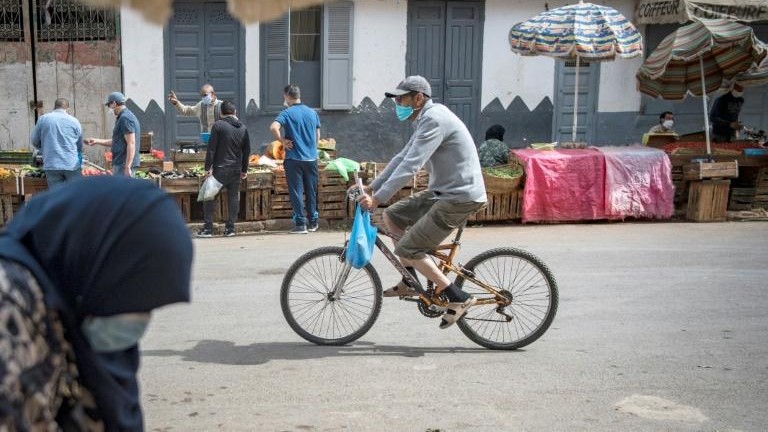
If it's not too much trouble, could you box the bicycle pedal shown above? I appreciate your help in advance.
[429,304,447,313]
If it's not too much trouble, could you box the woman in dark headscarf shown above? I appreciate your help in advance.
[0,176,193,431]
[477,124,509,168]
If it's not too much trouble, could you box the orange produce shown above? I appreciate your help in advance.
[265,140,285,160]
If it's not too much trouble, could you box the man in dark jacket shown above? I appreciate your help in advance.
[710,83,745,143]
[198,100,250,238]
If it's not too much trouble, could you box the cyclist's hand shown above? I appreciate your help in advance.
[357,194,379,211]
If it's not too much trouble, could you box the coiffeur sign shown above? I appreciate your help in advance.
[636,0,768,24]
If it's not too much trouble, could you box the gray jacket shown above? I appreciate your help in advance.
[371,100,486,203]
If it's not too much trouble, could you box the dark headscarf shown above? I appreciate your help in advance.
[485,124,505,141]
[0,176,193,431]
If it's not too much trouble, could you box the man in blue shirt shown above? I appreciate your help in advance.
[31,98,83,188]
[85,92,140,177]
[270,85,321,233]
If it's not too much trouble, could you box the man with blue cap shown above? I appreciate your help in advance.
[85,92,141,177]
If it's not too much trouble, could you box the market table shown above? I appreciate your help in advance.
[511,147,675,223]
[512,149,606,223]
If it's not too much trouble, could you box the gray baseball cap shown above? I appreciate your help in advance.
[385,75,432,98]
[105,91,126,105]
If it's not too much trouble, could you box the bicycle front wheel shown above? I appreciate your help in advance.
[455,248,558,350]
[281,246,383,345]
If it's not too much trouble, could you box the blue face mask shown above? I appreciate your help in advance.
[395,104,414,121]
[81,313,151,352]
[202,94,213,105]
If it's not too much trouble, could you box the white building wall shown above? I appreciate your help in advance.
[121,7,165,110]
[595,0,644,113]
[483,0,643,113]
[482,0,556,110]
[352,0,408,106]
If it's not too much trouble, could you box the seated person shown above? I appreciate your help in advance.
[648,111,676,134]
[477,124,509,167]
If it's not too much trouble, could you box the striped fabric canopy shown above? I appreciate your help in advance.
[732,59,768,89]
[636,19,767,100]
[508,1,643,61]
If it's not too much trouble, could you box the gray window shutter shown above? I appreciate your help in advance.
[322,1,354,110]
[262,14,290,113]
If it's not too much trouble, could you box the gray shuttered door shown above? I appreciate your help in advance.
[407,1,484,138]
[262,14,290,113]
[167,1,243,143]
[553,60,600,143]
[323,1,354,110]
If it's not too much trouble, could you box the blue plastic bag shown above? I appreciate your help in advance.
[346,205,377,269]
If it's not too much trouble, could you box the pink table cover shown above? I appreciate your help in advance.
[512,149,606,223]
[596,146,674,219]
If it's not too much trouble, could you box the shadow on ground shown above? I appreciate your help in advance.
[141,340,519,366]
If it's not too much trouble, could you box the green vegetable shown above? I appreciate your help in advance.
[482,166,522,178]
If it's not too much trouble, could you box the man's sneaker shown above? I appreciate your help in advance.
[197,228,213,238]
[290,225,308,234]
[308,222,319,232]
[382,280,420,298]
[224,228,236,237]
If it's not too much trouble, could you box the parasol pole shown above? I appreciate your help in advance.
[700,55,711,155]
[572,55,580,142]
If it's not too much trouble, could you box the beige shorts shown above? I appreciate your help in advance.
[384,190,485,259]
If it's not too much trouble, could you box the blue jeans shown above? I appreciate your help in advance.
[284,159,318,226]
[45,169,81,188]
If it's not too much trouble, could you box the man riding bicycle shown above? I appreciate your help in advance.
[357,75,487,329]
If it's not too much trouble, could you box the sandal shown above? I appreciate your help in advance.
[439,297,477,329]
[382,280,420,298]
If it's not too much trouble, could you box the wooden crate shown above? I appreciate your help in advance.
[244,172,274,190]
[728,187,756,211]
[687,179,730,222]
[0,194,19,225]
[160,178,200,193]
[683,161,738,180]
[170,193,192,222]
[270,192,294,219]
[245,189,271,221]
[21,177,48,196]
[470,191,522,222]
[172,152,206,163]
[0,177,18,194]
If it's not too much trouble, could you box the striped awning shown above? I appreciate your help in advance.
[508,1,643,61]
[636,19,766,100]
[79,0,331,25]
[731,59,768,88]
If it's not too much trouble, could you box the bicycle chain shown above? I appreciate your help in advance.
[416,282,450,318]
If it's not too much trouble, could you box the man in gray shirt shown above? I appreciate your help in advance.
[31,98,83,188]
[357,75,487,330]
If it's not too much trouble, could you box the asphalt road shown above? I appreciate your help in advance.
[139,221,768,432]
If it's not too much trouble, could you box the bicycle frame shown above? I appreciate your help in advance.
[334,222,511,308]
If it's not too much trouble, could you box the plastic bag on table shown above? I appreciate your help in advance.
[345,205,377,269]
[197,175,223,202]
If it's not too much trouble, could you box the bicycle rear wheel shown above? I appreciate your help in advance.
[281,246,383,345]
[455,248,558,350]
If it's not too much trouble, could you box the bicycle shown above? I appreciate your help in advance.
[280,193,559,350]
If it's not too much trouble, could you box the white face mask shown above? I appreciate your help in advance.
[662,120,674,129]
[202,94,213,105]
[81,313,152,352]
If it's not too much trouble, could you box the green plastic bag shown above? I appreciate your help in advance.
[324,158,360,181]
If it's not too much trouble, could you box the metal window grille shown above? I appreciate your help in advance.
[36,0,117,41]
[0,0,24,42]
